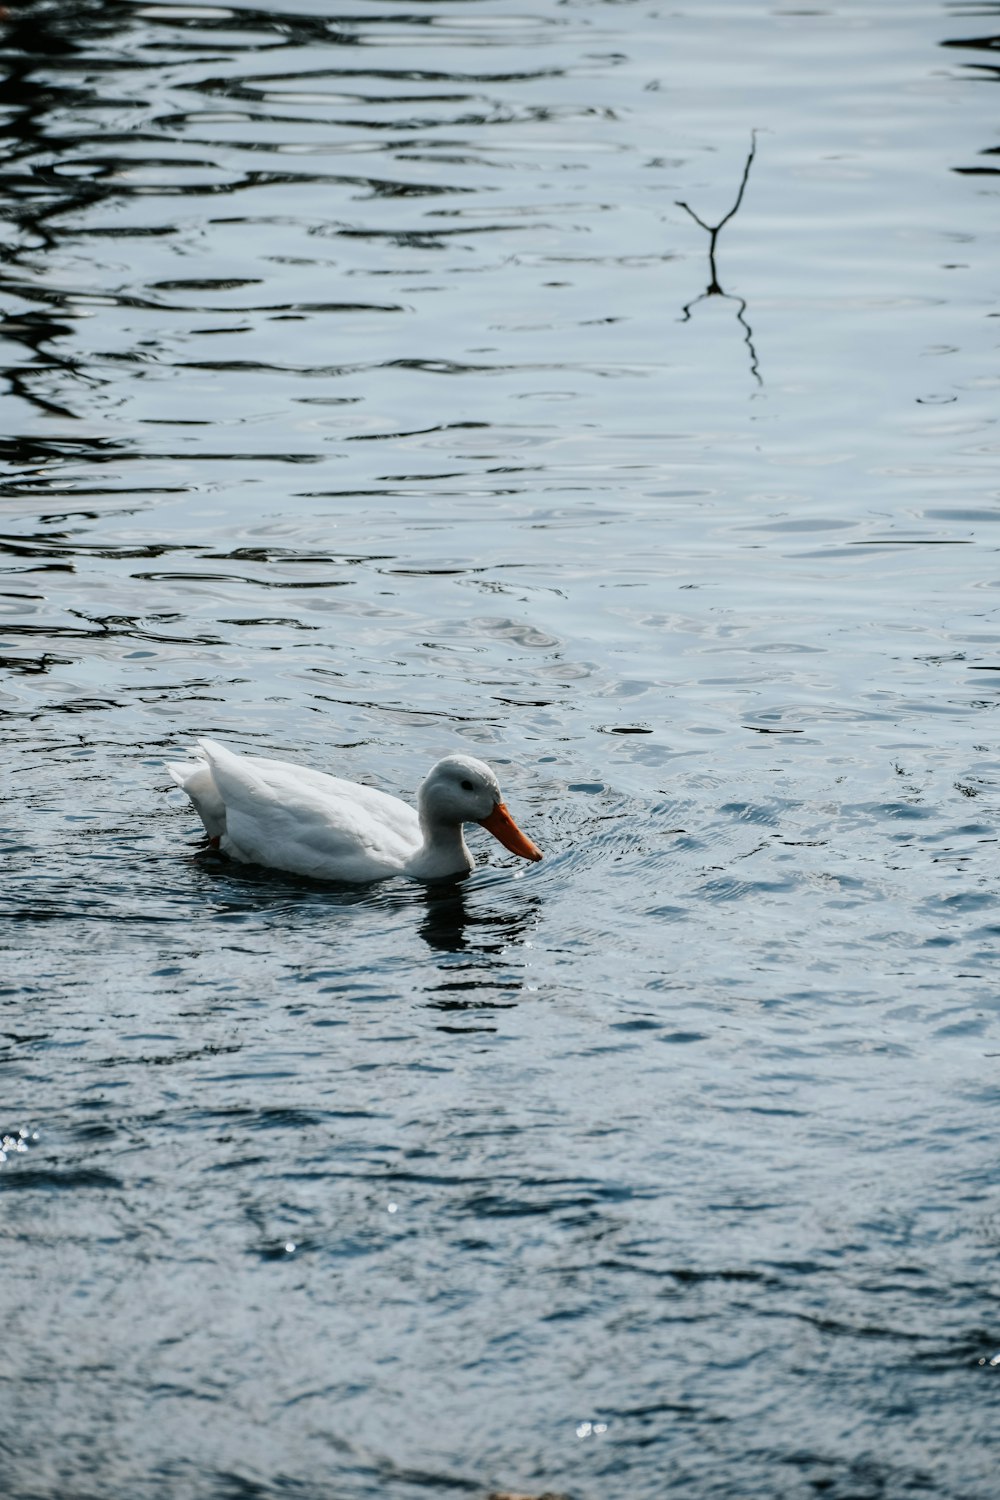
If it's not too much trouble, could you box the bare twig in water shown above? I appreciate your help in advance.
[676,132,761,384]
[676,131,757,291]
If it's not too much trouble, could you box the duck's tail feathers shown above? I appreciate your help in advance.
[166,748,227,839]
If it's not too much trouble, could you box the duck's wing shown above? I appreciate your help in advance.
[196,739,421,879]
[246,753,414,826]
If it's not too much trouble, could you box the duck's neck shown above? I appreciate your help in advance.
[415,813,474,879]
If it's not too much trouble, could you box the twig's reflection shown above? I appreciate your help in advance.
[676,133,762,385]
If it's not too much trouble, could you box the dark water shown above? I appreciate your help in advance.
[2,1,1000,1496]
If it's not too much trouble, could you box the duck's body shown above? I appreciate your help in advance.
[167,739,542,882]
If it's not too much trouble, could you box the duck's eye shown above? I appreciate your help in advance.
[460,779,475,792]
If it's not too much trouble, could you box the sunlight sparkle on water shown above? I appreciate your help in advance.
[0,1130,34,1164]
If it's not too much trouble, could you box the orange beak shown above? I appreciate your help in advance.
[478,801,543,863]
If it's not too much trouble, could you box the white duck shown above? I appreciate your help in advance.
[167,739,543,882]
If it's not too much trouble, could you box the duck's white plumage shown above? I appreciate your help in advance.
[167,738,542,882]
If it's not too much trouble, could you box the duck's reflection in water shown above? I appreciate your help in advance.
[419,880,541,1018]
[419,878,539,954]
[184,848,542,1012]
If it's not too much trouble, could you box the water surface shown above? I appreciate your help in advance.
[2,2,1000,1496]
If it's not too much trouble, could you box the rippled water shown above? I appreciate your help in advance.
[3,1,1000,1496]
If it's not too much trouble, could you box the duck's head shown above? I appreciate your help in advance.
[419,754,543,862]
